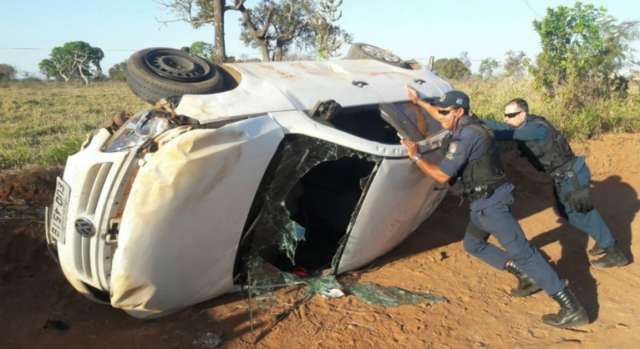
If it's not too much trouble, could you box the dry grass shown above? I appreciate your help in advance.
[1,79,639,170]
[0,82,147,169]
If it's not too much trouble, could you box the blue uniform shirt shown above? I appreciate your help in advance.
[482,118,548,142]
[439,115,514,211]
[439,115,486,177]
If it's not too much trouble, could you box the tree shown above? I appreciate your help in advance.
[161,0,350,62]
[238,0,315,61]
[459,51,472,70]
[478,58,499,80]
[159,0,231,62]
[432,58,471,80]
[189,41,216,62]
[531,2,639,103]
[0,64,17,81]
[308,0,352,59]
[503,50,530,78]
[39,41,104,84]
[108,62,127,81]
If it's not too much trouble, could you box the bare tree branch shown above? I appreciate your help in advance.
[232,0,246,10]
[260,7,274,39]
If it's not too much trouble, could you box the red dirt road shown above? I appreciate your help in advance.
[1,134,639,348]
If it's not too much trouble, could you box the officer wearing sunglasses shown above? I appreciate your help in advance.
[402,89,587,328]
[482,98,628,269]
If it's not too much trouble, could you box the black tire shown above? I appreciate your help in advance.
[345,43,409,68]
[125,47,224,104]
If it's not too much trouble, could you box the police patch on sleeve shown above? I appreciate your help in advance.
[446,141,459,160]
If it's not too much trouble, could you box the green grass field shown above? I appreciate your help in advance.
[0,82,147,169]
[0,79,639,170]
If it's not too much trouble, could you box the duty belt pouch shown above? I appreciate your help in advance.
[564,156,588,190]
[564,157,594,213]
[466,185,497,202]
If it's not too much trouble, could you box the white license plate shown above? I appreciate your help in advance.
[49,177,71,244]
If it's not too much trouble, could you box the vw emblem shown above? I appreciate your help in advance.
[75,217,96,237]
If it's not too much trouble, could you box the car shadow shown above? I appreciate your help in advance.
[189,291,272,341]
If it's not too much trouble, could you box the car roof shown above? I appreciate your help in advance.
[175,59,452,125]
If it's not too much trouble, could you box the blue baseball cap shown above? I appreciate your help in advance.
[432,90,470,109]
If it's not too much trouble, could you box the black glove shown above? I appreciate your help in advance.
[568,186,594,213]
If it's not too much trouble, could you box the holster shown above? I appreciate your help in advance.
[562,169,594,213]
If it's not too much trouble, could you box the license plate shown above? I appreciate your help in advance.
[49,177,71,244]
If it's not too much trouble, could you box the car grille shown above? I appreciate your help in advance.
[73,162,113,282]
[77,163,113,215]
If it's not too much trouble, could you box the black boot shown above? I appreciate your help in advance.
[591,246,629,268]
[504,260,542,297]
[542,287,589,328]
[588,245,606,256]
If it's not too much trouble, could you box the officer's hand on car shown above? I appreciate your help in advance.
[407,86,420,104]
[401,139,418,157]
[568,186,594,213]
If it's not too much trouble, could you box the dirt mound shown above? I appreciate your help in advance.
[1,134,639,348]
[0,167,61,206]
[1,211,49,283]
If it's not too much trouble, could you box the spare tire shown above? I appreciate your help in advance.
[345,43,408,68]
[125,47,224,104]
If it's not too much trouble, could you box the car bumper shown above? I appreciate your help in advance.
[50,129,136,300]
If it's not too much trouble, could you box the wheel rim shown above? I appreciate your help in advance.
[360,44,402,64]
[143,49,211,82]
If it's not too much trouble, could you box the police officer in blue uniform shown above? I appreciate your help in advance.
[483,98,628,269]
[402,89,588,328]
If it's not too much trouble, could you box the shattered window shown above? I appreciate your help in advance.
[235,134,446,327]
[236,135,378,277]
[346,282,447,307]
[244,256,446,309]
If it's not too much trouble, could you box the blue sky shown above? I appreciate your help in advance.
[1,0,638,76]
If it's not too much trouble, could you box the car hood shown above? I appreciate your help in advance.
[175,59,451,124]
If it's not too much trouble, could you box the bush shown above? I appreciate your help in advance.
[432,58,471,80]
[108,62,127,81]
[0,64,17,81]
[531,2,639,110]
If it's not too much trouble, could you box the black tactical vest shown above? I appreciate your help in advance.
[450,117,507,198]
[518,115,575,174]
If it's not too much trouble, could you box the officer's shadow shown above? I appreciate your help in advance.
[515,172,637,323]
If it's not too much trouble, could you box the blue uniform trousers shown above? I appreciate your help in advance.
[553,159,615,250]
[463,193,565,296]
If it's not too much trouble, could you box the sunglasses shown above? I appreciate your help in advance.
[437,108,457,116]
[504,111,521,118]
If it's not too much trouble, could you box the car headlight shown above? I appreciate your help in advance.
[103,110,171,153]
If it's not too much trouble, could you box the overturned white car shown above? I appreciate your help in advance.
[46,44,453,318]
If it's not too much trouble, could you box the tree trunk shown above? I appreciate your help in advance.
[259,41,270,62]
[235,2,273,62]
[77,65,89,85]
[213,0,226,63]
[275,46,284,61]
[54,62,70,82]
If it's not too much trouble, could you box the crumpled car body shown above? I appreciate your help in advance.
[46,59,452,318]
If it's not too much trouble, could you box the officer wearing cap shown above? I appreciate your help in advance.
[403,88,588,328]
[483,98,628,268]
